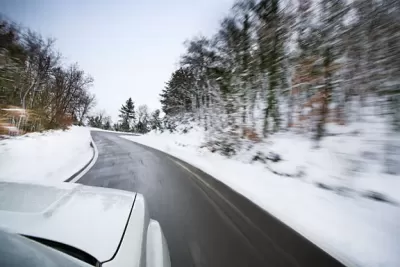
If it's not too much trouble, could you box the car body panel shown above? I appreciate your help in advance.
[102,194,149,267]
[102,194,171,267]
[146,219,171,267]
[0,180,135,262]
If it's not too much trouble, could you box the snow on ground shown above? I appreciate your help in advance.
[0,126,93,183]
[265,126,400,203]
[121,123,400,267]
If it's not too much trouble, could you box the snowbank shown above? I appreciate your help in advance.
[0,126,93,183]
[121,125,400,267]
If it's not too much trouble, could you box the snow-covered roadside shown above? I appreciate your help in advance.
[0,126,93,183]
[121,127,400,267]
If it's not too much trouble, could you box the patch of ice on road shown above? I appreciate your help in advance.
[121,126,400,267]
[0,126,93,183]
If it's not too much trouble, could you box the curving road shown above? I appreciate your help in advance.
[78,131,346,267]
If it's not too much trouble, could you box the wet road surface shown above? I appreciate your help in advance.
[78,131,346,267]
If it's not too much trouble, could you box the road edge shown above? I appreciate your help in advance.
[64,134,99,183]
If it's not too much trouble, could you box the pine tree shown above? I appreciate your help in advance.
[160,68,194,116]
[87,115,102,128]
[136,104,150,134]
[181,36,216,130]
[113,123,120,131]
[103,121,110,130]
[119,97,135,132]
[150,109,162,131]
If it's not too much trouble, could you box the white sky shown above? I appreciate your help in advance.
[1,0,234,120]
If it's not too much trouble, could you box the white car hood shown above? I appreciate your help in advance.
[0,180,136,263]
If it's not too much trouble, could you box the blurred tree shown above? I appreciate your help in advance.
[136,104,150,134]
[0,17,96,132]
[156,0,400,153]
[113,123,121,132]
[150,109,162,131]
[255,0,285,135]
[315,0,348,142]
[103,116,112,130]
[160,68,194,116]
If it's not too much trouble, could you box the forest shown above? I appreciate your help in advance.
[159,0,400,153]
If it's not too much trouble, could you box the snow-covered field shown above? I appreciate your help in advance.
[0,126,93,183]
[121,122,400,267]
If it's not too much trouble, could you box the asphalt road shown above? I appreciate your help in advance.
[78,131,346,267]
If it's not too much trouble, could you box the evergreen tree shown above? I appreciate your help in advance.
[87,115,102,128]
[136,104,150,134]
[150,109,162,131]
[181,36,218,130]
[119,97,135,132]
[160,68,194,115]
[113,123,121,131]
[103,120,111,130]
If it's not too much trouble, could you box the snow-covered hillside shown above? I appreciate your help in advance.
[122,118,400,267]
[0,126,93,183]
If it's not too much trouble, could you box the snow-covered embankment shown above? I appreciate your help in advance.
[0,126,93,183]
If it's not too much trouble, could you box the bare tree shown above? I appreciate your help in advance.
[76,93,96,126]
[20,32,59,109]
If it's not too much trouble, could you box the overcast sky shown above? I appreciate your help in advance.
[2,0,234,120]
